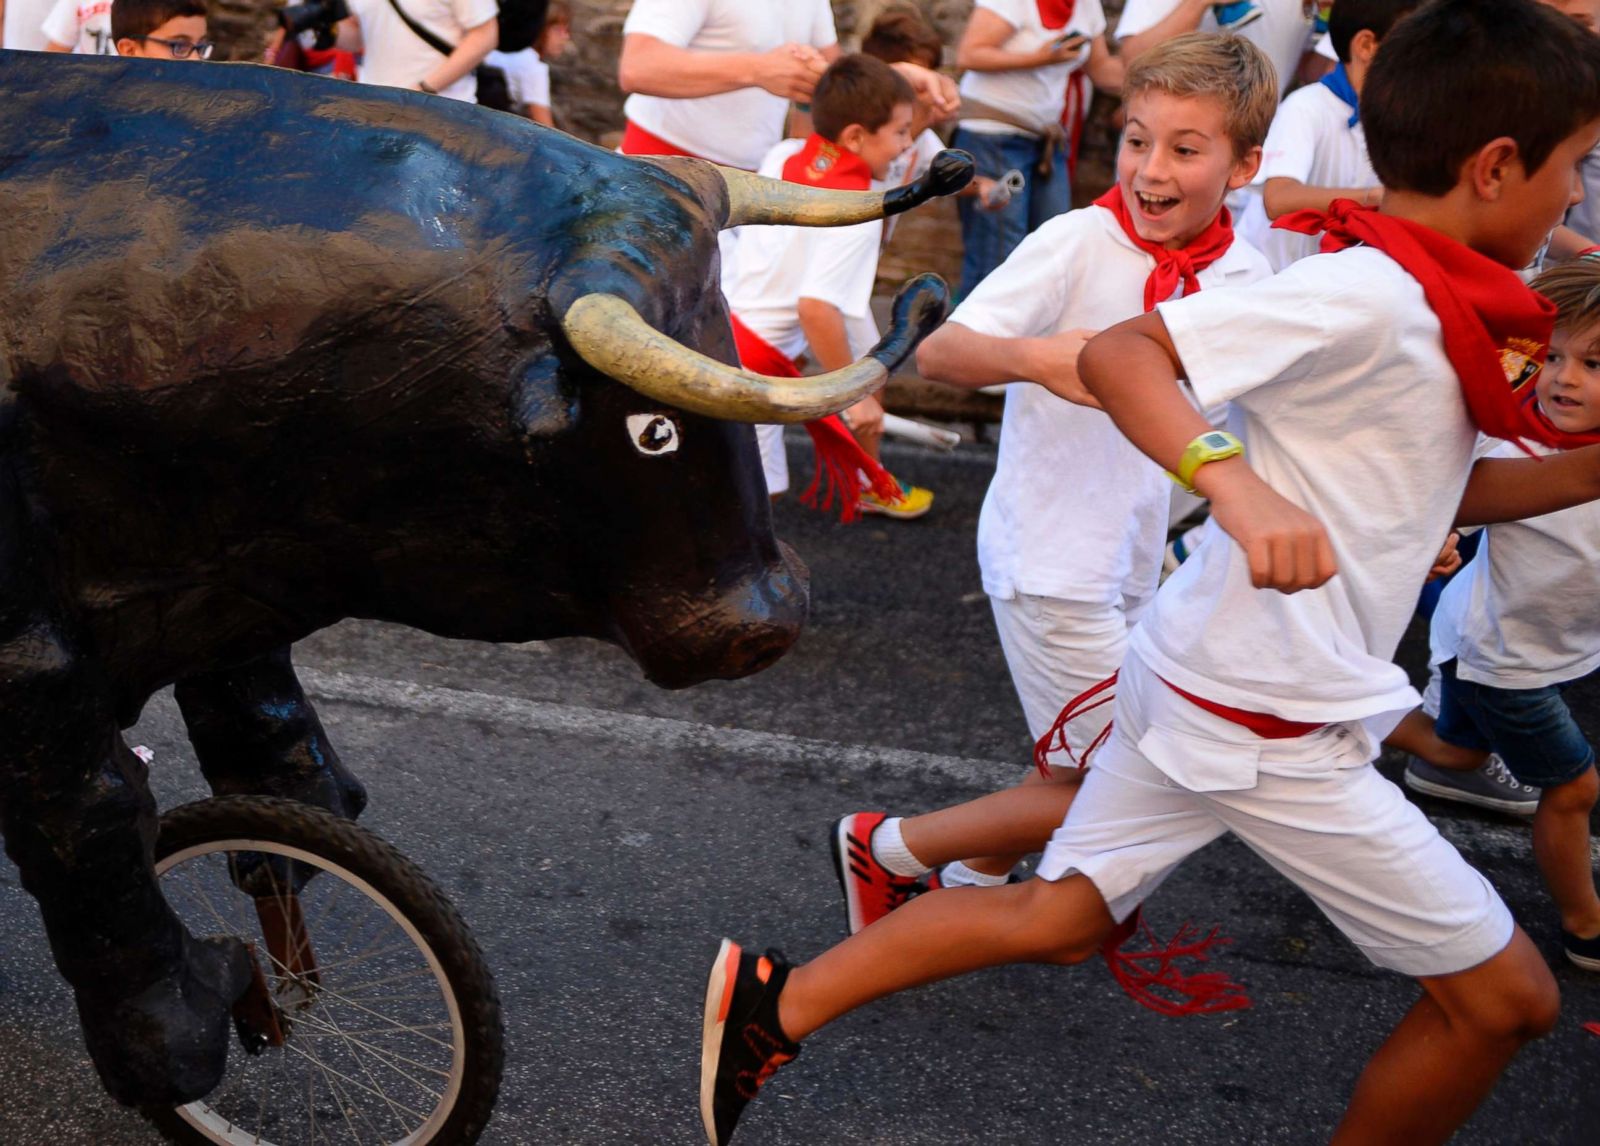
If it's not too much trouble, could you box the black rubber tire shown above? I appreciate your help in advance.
[141,795,504,1146]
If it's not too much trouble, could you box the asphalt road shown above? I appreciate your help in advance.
[3,435,1600,1145]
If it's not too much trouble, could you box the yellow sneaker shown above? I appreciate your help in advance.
[860,477,934,520]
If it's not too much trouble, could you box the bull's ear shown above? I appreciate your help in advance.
[510,355,578,447]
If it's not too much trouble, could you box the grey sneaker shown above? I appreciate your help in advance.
[1404,755,1539,816]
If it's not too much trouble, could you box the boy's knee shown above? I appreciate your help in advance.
[1011,877,1115,965]
[1544,765,1599,813]
[1450,958,1560,1044]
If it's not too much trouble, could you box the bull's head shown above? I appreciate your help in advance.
[545,154,972,687]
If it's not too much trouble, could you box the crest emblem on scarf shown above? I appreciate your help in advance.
[1500,337,1544,391]
[807,142,839,180]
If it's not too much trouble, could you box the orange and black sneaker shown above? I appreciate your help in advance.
[700,939,801,1146]
[830,812,925,935]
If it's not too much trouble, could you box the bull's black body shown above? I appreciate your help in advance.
[0,51,942,1106]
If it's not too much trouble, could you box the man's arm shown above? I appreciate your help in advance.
[618,33,826,102]
[1455,448,1600,527]
[916,320,1098,399]
[1547,224,1599,261]
[957,7,1086,72]
[1082,36,1125,94]
[1116,0,1210,62]
[420,16,496,92]
[799,298,883,444]
[1263,178,1383,218]
[1080,312,1338,591]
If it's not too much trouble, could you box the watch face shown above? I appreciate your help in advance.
[1200,432,1232,450]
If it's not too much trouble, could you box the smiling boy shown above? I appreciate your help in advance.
[697,1,1600,1142]
[820,35,1273,928]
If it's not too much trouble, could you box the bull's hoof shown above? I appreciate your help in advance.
[77,934,252,1107]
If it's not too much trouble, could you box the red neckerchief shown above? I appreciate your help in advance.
[1275,199,1600,450]
[1094,185,1236,313]
[781,134,873,191]
[1037,0,1076,28]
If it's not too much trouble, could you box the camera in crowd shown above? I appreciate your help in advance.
[278,0,350,51]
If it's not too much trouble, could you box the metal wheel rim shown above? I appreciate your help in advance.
[154,837,468,1146]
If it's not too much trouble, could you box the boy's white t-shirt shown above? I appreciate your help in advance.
[486,47,549,109]
[1250,81,1377,271]
[344,0,498,102]
[952,205,1270,607]
[41,0,114,54]
[1116,0,1310,104]
[622,0,837,171]
[7,0,58,49]
[1134,247,1479,736]
[723,142,883,361]
[1430,439,1600,689]
[959,0,1107,136]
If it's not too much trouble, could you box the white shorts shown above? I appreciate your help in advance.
[755,424,788,497]
[989,592,1149,752]
[1037,654,1516,978]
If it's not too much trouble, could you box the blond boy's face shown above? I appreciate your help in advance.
[116,14,208,59]
[1538,320,1600,434]
[855,101,915,182]
[1116,91,1259,251]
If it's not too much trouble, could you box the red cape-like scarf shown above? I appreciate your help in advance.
[1037,0,1077,29]
[1276,199,1600,450]
[1095,185,1236,312]
[781,133,874,190]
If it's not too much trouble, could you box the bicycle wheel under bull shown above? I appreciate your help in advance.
[144,796,504,1145]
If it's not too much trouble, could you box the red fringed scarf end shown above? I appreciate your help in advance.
[800,415,901,524]
[1034,672,1118,777]
[1102,907,1252,1017]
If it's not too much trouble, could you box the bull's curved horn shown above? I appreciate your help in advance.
[561,274,950,424]
[719,149,974,230]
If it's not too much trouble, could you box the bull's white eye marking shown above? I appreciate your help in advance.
[627,413,681,456]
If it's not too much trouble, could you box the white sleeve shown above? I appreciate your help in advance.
[1074,0,1109,39]
[808,0,838,50]
[41,0,78,46]
[1114,0,1182,39]
[525,58,550,107]
[946,217,1077,340]
[1258,98,1318,184]
[796,222,882,320]
[1156,261,1370,410]
[623,0,713,47]
[452,0,497,32]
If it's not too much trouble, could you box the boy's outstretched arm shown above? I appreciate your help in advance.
[1456,446,1600,527]
[1079,313,1338,593]
[916,321,1100,400]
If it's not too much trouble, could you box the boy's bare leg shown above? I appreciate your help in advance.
[899,768,1082,873]
[1386,710,1490,771]
[778,875,1115,1040]
[1331,928,1558,1146]
[1532,766,1600,938]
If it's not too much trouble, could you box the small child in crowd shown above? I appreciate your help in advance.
[42,0,114,54]
[486,0,570,125]
[1401,258,1600,971]
[829,34,1274,925]
[111,0,207,60]
[698,3,1600,1145]
[1248,0,1420,270]
[723,54,931,519]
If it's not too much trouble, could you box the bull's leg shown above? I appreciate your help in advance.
[174,644,367,820]
[0,642,250,1106]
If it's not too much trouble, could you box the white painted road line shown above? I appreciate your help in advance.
[298,668,1021,790]
[299,668,1576,862]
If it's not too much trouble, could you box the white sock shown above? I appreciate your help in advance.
[938,860,1011,888]
[870,817,931,877]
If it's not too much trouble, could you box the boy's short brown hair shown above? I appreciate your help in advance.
[1533,259,1600,348]
[812,53,916,141]
[110,0,205,41]
[1122,33,1277,157]
[1364,0,1600,196]
[861,6,944,69]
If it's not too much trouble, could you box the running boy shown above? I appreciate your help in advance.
[831,33,1275,921]
[1407,258,1600,970]
[722,54,929,518]
[699,2,1600,1143]
[1250,0,1420,270]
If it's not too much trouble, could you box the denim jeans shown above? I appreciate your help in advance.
[1435,659,1595,787]
[951,126,1073,301]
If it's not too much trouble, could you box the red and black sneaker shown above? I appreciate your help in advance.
[830,812,925,935]
[700,939,801,1146]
